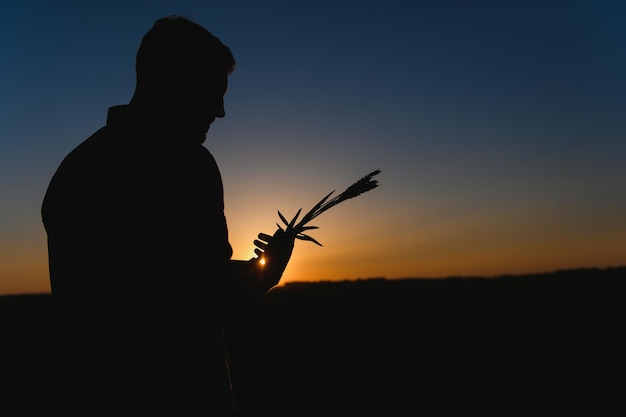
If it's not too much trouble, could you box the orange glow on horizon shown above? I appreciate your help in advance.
[2,211,625,295]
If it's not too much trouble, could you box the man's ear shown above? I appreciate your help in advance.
[159,61,185,88]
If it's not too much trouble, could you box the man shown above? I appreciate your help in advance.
[42,16,294,416]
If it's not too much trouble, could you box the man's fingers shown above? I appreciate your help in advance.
[253,239,268,250]
[258,232,273,242]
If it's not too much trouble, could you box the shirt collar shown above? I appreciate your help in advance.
[106,105,196,144]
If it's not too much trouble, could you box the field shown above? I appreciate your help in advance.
[1,267,625,416]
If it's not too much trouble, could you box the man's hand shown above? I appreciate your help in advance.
[253,229,295,288]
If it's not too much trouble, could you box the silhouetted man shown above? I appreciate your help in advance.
[42,16,294,417]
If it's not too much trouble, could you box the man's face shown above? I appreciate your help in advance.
[200,72,227,132]
[178,62,228,143]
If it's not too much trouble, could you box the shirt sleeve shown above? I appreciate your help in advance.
[148,143,233,286]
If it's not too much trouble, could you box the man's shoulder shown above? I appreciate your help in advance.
[55,126,110,166]
[53,107,222,184]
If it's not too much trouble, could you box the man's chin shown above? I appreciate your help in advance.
[193,125,209,144]
[196,133,207,144]
[197,121,213,144]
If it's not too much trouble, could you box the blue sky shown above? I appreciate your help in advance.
[1,0,625,293]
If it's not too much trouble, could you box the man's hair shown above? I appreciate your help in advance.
[136,16,235,83]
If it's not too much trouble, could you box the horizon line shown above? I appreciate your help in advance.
[3,265,624,297]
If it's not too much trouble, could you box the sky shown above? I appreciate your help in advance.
[1,0,625,294]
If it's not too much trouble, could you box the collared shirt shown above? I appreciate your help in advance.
[42,105,236,416]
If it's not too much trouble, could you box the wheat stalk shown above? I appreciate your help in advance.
[277,169,381,246]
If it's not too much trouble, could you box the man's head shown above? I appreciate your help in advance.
[132,16,235,142]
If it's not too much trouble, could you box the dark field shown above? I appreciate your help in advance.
[2,267,625,416]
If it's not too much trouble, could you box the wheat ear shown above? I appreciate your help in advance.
[277,169,381,246]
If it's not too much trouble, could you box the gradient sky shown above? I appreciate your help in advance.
[1,0,625,294]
